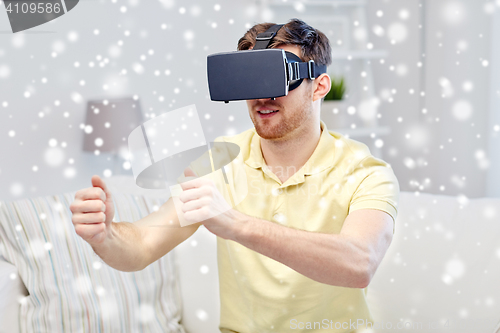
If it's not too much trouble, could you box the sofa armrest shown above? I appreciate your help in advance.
[0,257,29,333]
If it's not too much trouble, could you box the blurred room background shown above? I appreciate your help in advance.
[1,0,499,201]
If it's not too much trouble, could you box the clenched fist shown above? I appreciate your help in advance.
[70,175,115,246]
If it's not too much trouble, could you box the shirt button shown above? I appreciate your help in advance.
[272,188,283,196]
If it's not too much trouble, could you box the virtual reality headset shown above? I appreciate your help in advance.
[207,24,327,103]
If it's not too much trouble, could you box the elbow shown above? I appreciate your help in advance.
[356,271,372,289]
[323,265,372,289]
[138,260,153,271]
[111,263,148,272]
[135,258,152,272]
[126,263,148,272]
[326,269,371,289]
[111,256,152,272]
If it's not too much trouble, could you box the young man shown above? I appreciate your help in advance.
[71,19,399,333]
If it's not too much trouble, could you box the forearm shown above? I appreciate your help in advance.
[234,216,371,288]
[92,221,149,272]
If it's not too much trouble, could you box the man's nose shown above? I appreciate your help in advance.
[254,97,276,104]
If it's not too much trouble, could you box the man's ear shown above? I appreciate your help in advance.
[312,74,331,102]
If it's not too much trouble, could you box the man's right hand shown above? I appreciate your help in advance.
[70,175,116,246]
[68,168,202,271]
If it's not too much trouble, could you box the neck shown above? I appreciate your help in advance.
[260,121,322,182]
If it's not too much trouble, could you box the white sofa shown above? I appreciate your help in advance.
[1,176,500,333]
[0,226,221,333]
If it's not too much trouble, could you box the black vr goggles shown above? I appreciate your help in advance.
[207,24,327,103]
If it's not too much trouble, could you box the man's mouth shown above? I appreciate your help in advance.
[257,110,279,114]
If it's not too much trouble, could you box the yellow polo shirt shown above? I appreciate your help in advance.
[177,120,399,333]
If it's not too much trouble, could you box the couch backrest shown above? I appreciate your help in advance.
[0,191,185,333]
[367,192,500,332]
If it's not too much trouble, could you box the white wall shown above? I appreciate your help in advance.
[366,0,424,195]
[419,0,492,198]
[367,0,496,198]
[486,7,500,197]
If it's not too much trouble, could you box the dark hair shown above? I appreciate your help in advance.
[237,18,332,67]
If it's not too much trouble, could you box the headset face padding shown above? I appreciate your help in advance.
[285,51,304,91]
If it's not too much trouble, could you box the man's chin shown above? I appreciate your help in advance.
[255,127,283,140]
[251,117,283,139]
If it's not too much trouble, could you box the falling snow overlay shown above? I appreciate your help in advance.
[1,0,500,331]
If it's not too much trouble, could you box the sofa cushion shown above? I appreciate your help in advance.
[0,257,29,333]
[0,192,185,333]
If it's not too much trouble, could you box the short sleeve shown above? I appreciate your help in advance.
[348,155,400,232]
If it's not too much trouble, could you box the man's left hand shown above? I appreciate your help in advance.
[178,167,244,240]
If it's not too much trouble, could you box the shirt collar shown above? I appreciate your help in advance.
[245,120,336,184]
